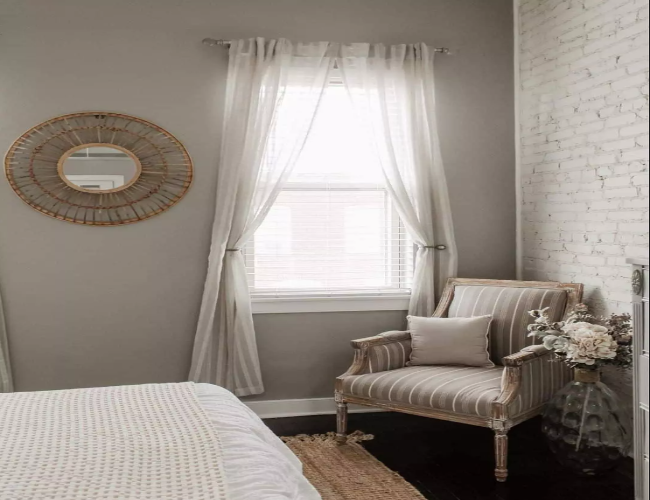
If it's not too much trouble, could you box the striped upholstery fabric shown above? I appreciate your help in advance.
[367,331,412,374]
[447,286,568,364]
[507,353,573,418]
[341,366,505,418]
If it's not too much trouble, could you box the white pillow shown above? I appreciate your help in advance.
[407,315,495,367]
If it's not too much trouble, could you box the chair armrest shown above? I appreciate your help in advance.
[501,344,550,367]
[350,330,412,349]
[493,345,571,422]
[338,331,412,380]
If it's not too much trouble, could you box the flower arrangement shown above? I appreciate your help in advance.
[527,303,633,370]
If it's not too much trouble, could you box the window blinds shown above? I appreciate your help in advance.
[245,84,414,297]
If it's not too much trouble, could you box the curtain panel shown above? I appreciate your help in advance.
[190,39,457,395]
[0,288,13,392]
[189,38,334,396]
[339,43,458,316]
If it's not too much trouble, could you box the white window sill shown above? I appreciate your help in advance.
[251,294,411,314]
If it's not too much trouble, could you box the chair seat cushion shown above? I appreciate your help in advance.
[341,366,504,418]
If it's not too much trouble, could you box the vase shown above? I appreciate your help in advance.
[542,368,632,475]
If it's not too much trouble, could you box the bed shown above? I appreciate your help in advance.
[0,383,321,500]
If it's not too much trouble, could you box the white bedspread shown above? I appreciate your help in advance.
[0,383,229,500]
[195,384,321,500]
[0,383,320,500]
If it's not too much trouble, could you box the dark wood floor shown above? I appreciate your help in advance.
[264,412,634,500]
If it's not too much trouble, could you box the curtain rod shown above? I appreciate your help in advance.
[202,38,452,55]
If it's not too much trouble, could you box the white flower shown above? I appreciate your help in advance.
[542,335,570,352]
[561,322,609,336]
[542,335,558,350]
[561,324,618,364]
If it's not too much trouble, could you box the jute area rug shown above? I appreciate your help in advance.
[282,431,426,500]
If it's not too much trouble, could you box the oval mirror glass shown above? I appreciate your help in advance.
[58,144,141,193]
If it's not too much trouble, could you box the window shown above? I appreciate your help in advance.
[245,82,414,303]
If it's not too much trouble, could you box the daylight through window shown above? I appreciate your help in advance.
[245,83,414,297]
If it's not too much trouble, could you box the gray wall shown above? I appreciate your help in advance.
[0,0,515,399]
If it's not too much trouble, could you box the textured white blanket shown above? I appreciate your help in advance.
[0,383,228,500]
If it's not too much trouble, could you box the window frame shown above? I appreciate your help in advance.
[247,77,414,314]
[250,294,412,314]
[246,181,414,313]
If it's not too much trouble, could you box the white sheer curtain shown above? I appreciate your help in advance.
[0,288,13,392]
[339,43,457,316]
[190,38,334,396]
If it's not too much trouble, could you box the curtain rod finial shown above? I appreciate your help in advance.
[203,38,230,47]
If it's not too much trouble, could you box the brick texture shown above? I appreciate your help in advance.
[519,0,649,316]
[518,0,649,406]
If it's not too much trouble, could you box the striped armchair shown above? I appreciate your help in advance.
[335,278,583,482]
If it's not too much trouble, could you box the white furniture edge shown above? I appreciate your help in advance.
[251,295,410,314]
[629,257,649,500]
[244,397,385,419]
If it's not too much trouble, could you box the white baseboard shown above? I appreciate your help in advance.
[244,397,385,420]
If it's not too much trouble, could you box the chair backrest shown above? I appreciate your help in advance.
[434,279,583,364]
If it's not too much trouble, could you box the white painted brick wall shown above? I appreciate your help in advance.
[519,0,649,316]
[518,0,649,406]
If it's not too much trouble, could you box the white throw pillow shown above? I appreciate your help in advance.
[407,315,495,367]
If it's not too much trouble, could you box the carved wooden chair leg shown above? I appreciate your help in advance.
[335,397,349,445]
[494,429,509,482]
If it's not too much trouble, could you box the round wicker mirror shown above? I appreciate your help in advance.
[57,143,143,194]
[4,112,193,226]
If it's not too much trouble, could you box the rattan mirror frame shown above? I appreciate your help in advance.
[4,112,193,226]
